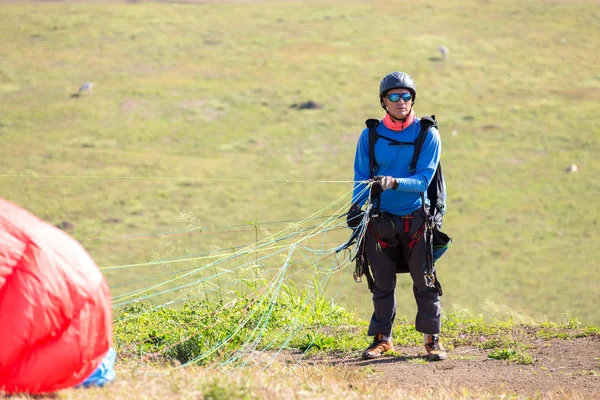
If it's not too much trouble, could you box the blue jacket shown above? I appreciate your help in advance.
[352,117,442,216]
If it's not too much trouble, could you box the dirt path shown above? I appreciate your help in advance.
[302,336,600,398]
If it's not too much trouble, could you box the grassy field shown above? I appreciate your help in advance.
[1,0,599,325]
[3,297,600,398]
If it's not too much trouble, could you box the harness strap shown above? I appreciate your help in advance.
[368,223,388,249]
[408,221,426,250]
[410,115,436,172]
[353,240,375,291]
[364,262,374,291]
[366,119,380,212]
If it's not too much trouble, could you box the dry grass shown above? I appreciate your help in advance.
[2,360,587,400]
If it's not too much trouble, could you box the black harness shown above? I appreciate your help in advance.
[339,116,447,294]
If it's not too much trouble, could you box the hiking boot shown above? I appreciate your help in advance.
[424,334,447,361]
[362,333,393,360]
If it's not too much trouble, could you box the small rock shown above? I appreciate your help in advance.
[79,82,93,94]
[452,130,458,137]
[439,45,450,60]
[56,221,74,231]
[565,164,578,173]
[290,100,323,110]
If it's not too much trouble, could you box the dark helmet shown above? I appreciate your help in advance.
[379,71,416,101]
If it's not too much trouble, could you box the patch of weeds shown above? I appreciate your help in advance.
[479,337,508,350]
[517,352,534,365]
[362,366,380,377]
[408,357,428,365]
[564,317,581,329]
[537,328,570,340]
[487,348,534,365]
[385,350,402,357]
[578,326,600,337]
[390,317,422,346]
[487,348,517,360]
[297,328,368,354]
[449,355,479,361]
[571,370,600,376]
[536,318,599,340]
[443,313,515,337]
[299,333,336,353]
[478,336,523,350]
[537,321,573,339]
[448,336,468,347]
[448,334,480,348]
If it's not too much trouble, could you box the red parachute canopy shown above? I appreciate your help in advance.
[0,198,112,394]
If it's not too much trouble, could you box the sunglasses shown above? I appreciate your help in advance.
[387,93,412,102]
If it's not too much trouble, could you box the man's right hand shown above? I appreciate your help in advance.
[346,204,364,229]
[371,176,398,195]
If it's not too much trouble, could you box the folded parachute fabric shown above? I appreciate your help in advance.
[0,198,113,394]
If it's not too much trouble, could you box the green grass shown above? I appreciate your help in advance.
[0,0,599,324]
[487,348,534,365]
[114,282,358,365]
[113,290,598,366]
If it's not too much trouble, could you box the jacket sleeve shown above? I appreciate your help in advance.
[351,128,371,206]
[396,127,441,192]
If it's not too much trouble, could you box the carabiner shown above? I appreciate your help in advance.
[424,273,436,288]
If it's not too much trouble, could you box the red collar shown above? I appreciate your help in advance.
[382,110,416,131]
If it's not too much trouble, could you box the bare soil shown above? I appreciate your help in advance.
[299,335,600,398]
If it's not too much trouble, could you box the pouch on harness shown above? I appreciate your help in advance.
[354,115,451,294]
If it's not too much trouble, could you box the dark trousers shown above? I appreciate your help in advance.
[365,211,441,337]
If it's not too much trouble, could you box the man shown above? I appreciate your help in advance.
[348,71,446,361]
